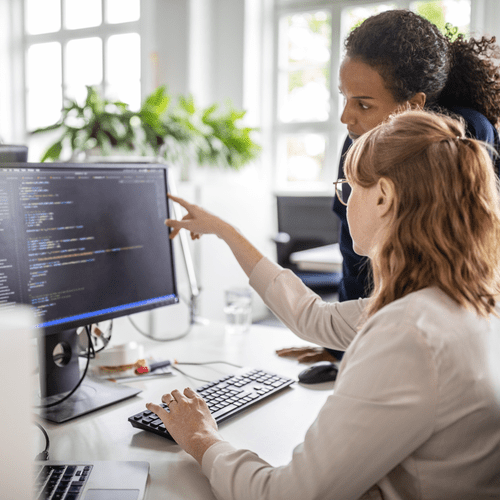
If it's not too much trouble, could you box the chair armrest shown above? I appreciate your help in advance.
[271,232,291,244]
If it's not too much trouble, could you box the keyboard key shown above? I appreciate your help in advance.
[34,464,93,500]
[212,404,238,419]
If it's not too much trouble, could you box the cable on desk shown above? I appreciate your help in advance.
[35,326,92,409]
[78,322,113,358]
[34,421,50,461]
[170,364,212,382]
[91,322,113,355]
[171,360,244,383]
[84,324,96,359]
[176,360,243,368]
[128,311,193,342]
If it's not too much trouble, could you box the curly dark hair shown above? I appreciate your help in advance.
[345,10,500,127]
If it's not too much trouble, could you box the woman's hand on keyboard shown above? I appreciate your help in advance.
[146,388,223,464]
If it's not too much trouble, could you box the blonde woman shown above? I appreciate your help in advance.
[147,110,500,500]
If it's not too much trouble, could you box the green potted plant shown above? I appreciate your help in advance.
[31,85,261,178]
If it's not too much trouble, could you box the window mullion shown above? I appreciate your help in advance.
[60,0,66,107]
[102,0,107,95]
[328,3,343,184]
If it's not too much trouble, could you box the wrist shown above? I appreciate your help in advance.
[190,428,224,465]
[217,220,239,241]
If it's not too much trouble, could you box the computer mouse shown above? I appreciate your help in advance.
[298,361,338,384]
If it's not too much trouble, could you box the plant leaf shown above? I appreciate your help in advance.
[40,141,63,162]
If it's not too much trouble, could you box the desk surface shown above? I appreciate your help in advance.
[290,243,343,273]
[36,319,333,500]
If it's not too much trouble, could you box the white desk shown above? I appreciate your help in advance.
[36,320,333,500]
[290,243,343,273]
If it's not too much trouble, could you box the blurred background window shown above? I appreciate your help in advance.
[21,0,474,185]
[23,0,142,132]
[278,11,332,124]
[274,0,471,191]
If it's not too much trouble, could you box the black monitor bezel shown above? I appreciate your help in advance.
[1,161,179,335]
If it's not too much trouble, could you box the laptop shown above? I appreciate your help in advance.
[0,305,149,500]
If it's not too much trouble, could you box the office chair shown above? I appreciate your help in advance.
[273,195,342,295]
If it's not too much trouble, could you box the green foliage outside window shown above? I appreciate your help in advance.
[347,1,469,38]
[414,1,447,32]
[413,1,468,39]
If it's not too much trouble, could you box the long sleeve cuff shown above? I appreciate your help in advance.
[201,440,237,477]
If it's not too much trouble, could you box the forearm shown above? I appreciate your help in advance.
[217,222,264,278]
[249,257,363,349]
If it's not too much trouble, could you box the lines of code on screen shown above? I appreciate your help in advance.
[0,167,176,328]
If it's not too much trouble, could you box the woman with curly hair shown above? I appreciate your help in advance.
[147,110,500,499]
[278,9,500,367]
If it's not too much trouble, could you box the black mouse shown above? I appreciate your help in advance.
[298,361,338,384]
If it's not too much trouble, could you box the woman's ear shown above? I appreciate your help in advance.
[376,177,395,217]
[408,92,426,110]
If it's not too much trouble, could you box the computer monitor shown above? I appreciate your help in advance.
[0,162,179,422]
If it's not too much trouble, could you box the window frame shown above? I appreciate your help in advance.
[21,0,146,135]
[269,0,494,193]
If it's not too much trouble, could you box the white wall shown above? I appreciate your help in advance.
[144,0,191,98]
[472,0,500,39]
[0,0,11,143]
[151,0,276,322]
[0,0,24,143]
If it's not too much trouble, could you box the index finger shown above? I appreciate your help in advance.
[146,402,170,420]
[168,193,193,211]
[184,387,202,399]
[276,347,313,355]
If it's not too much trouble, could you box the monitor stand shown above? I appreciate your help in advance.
[37,329,141,423]
[39,377,141,423]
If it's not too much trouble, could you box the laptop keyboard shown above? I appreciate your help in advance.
[34,464,92,500]
[128,367,294,440]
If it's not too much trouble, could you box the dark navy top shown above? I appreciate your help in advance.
[332,107,500,303]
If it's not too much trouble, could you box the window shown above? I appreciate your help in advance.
[24,0,142,132]
[273,0,471,191]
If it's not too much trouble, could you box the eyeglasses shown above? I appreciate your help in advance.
[333,178,350,206]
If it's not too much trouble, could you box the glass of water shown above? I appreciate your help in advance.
[224,287,252,334]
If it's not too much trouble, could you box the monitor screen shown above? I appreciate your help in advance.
[0,162,178,334]
[0,162,179,422]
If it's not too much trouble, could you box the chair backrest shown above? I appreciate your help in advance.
[275,195,339,269]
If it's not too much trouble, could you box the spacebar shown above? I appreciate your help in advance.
[211,404,237,420]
